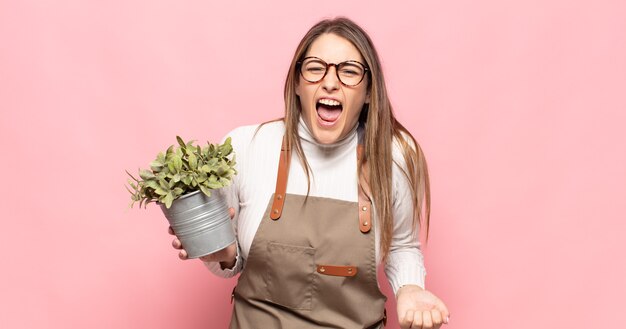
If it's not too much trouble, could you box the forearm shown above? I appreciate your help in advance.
[385,248,426,293]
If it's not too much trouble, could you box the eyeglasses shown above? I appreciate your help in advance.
[297,56,369,87]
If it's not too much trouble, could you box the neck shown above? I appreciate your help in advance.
[297,116,359,151]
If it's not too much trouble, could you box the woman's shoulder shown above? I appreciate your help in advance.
[390,128,428,186]
[223,120,285,152]
[391,130,419,161]
[223,120,281,138]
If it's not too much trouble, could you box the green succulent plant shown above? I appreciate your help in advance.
[126,136,237,209]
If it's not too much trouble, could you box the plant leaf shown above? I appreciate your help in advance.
[188,153,197,170]
[125,185,136,196]
[155,187,168,196]
[220,177,232,187]
[196,172,207,183]
[127,179,138,190]
[176,136,186,149]
[207,180,222,189]
[125,135,239,209]
[173,155,183,172]
[126,170,139,182]
[199,185,212,197]
[218,137,233,155]
[163,192,174,208]
[186,140,195,149]
[175,146,184,158]
[172,187,184,197]
[146,180,159,190]
[158,177,169,189]
[139,169,155,180]
[150,160,164,172]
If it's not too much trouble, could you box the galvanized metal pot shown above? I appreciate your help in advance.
[160,190,235,259]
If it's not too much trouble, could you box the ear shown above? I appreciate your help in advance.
[295,81,301,97]
[365,90,370,104]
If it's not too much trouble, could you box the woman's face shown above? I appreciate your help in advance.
[296,33,369,145]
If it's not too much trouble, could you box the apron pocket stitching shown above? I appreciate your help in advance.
[264,241,316,310]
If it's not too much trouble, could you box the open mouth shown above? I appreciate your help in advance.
[316,98,343,125]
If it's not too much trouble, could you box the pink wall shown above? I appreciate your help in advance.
[1,1,625,328]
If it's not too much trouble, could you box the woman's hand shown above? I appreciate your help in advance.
[397,285,450,329]
[168,207,237,269]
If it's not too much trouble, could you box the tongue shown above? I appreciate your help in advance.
[317,105,342,122]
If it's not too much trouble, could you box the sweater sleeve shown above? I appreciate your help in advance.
[384,137,427,293]
[203,239,244,277]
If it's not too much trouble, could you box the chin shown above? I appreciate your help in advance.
[311,128,344,145]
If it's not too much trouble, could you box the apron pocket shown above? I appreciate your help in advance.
[264,241,316,310]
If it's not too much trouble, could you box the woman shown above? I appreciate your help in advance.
[170,17,450,329]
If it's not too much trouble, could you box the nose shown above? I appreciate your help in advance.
[321,65,340,92]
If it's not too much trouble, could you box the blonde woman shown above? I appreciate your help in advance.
[171,17,450,329]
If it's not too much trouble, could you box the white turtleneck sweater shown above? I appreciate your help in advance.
[205,118,426,293]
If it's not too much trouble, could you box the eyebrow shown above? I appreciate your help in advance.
[304,56,365,64]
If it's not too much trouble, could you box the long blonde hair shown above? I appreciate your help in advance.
[276,17,431,261]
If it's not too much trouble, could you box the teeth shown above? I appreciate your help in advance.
[318,99,341,106]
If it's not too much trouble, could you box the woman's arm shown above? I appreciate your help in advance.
[384,138,427,292]
[386,136,450,328]
[169,127,252,277]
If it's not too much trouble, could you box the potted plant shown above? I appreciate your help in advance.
[126,136,237,258]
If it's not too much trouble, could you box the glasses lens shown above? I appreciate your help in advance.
[337,62,366,86]
[301,59,327,83]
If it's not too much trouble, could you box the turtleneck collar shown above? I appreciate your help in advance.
[297,115,359,151]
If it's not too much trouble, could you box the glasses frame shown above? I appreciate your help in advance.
[297,56,370,87]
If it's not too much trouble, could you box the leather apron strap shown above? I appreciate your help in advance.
[271,131,373,233]
[270,136,290,220]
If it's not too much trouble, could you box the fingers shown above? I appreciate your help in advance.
[171,238,182,249]
[171,237,189,260]
[399,310,416,329]
[437,300,450,324]
[424,310,448,329]
[403,310,448,329]
[421,311,432,329]
[400,310,424,329]
[229,207,235,219]
[168,226,175,235]
[431,309,443,329]
[412,310,424,329]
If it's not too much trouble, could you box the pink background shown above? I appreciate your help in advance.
[1,1,625,328]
